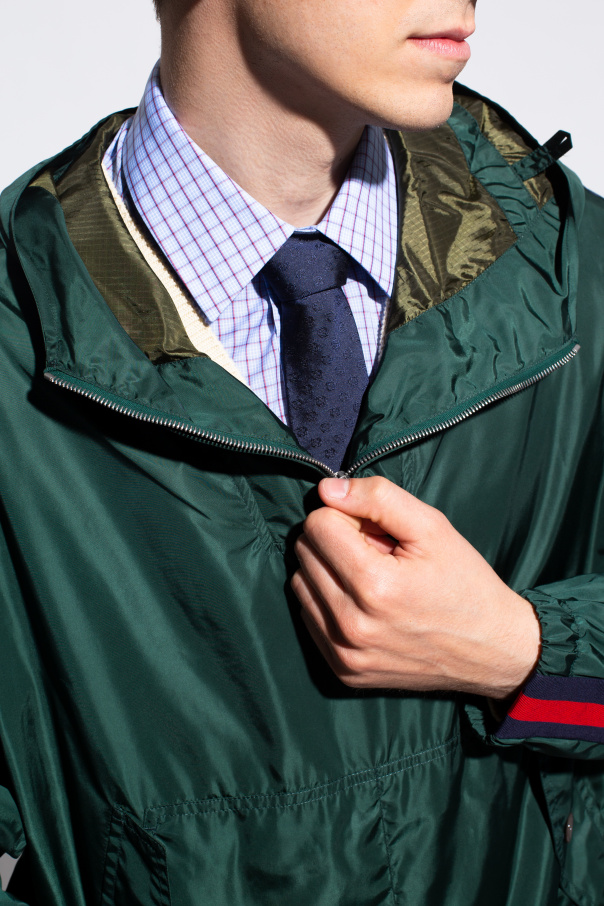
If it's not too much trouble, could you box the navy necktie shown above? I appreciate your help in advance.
[262,233,368,472]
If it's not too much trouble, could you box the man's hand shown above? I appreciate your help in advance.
[292,476,541,699]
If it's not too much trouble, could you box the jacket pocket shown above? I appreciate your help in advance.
[101,807,171,906]
[554,767,604,906]
[142,779,393,906]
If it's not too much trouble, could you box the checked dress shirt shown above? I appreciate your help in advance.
[103,61,399,425]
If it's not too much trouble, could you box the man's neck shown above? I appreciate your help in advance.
[159,3,364,228]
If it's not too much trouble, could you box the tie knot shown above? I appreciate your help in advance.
[262,233,351,303]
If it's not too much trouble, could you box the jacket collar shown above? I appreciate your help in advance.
[4,91,582,474]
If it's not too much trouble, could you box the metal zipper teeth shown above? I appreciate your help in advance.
[45,342,579,480]
[43,372,338,476]
[344,343,581,477]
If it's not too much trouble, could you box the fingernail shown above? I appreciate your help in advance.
[322,477,350,498]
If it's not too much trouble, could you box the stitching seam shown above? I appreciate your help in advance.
[147,733,457,812]
[376,768,398,906]
[231,474,286,557]
[145,735,459,828]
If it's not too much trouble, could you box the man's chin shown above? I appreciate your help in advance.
[367,89,456,134]
[395,100,455,133]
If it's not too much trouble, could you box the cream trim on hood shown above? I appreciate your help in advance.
[101,163,248,388]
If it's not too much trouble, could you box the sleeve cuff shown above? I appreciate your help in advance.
[522,585,582,677]
[492,584,604,744]
[495,674,604,744]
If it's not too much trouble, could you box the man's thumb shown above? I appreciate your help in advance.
[318,476,429,542]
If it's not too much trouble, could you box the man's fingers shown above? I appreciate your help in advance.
[297,507,391,602]
[291,568,354,664]
[292,569,375,683]
[318,476,443,544]
[291,568,337,640]
[294,533,361,625]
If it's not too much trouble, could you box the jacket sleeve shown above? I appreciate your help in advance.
[0,788,25,864]
[0,888,29,906]
[0,787,28,904]
[0,893,29,905]
[465,574,604,757]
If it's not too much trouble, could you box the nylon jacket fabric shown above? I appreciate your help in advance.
[1,87,604,905]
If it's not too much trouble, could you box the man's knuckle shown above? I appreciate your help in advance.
[356,568,390,612]
[303,509,323,535]
[338,609,366,646]
[293,535,306,559]
[371,476,391,504]
[339,672,368,690]
[354,561,384,601]
[336,645,369,676]
[426,505,451,535]
[352,579,373,612]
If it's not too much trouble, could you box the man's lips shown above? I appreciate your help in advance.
[408,27,474,60]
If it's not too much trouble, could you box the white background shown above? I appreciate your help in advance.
[0,0,603,892]
[1,0,603,194]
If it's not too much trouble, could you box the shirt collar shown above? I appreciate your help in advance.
[318,125,397,298]
[121,62,397,321]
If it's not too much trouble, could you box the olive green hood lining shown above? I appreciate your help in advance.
[35,113,244,381]
[49,115,200,365]
[385,122,517,331]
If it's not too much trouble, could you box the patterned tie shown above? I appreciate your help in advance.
[262,233,369,472]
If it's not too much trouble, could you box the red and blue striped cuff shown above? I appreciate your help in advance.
[496,675,604,743]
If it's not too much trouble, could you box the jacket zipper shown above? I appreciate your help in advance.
[347,342,581,477]
[44,342,580,479]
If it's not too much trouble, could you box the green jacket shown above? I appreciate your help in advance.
[1,86,604,906]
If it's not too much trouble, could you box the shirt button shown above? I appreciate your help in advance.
[565,813,574,843]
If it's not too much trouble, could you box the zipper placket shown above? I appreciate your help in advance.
[347,342,581,476]
[43,371,335,474]
[44,342,580,479]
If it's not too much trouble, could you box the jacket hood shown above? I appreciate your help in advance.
[0,88,583,475]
